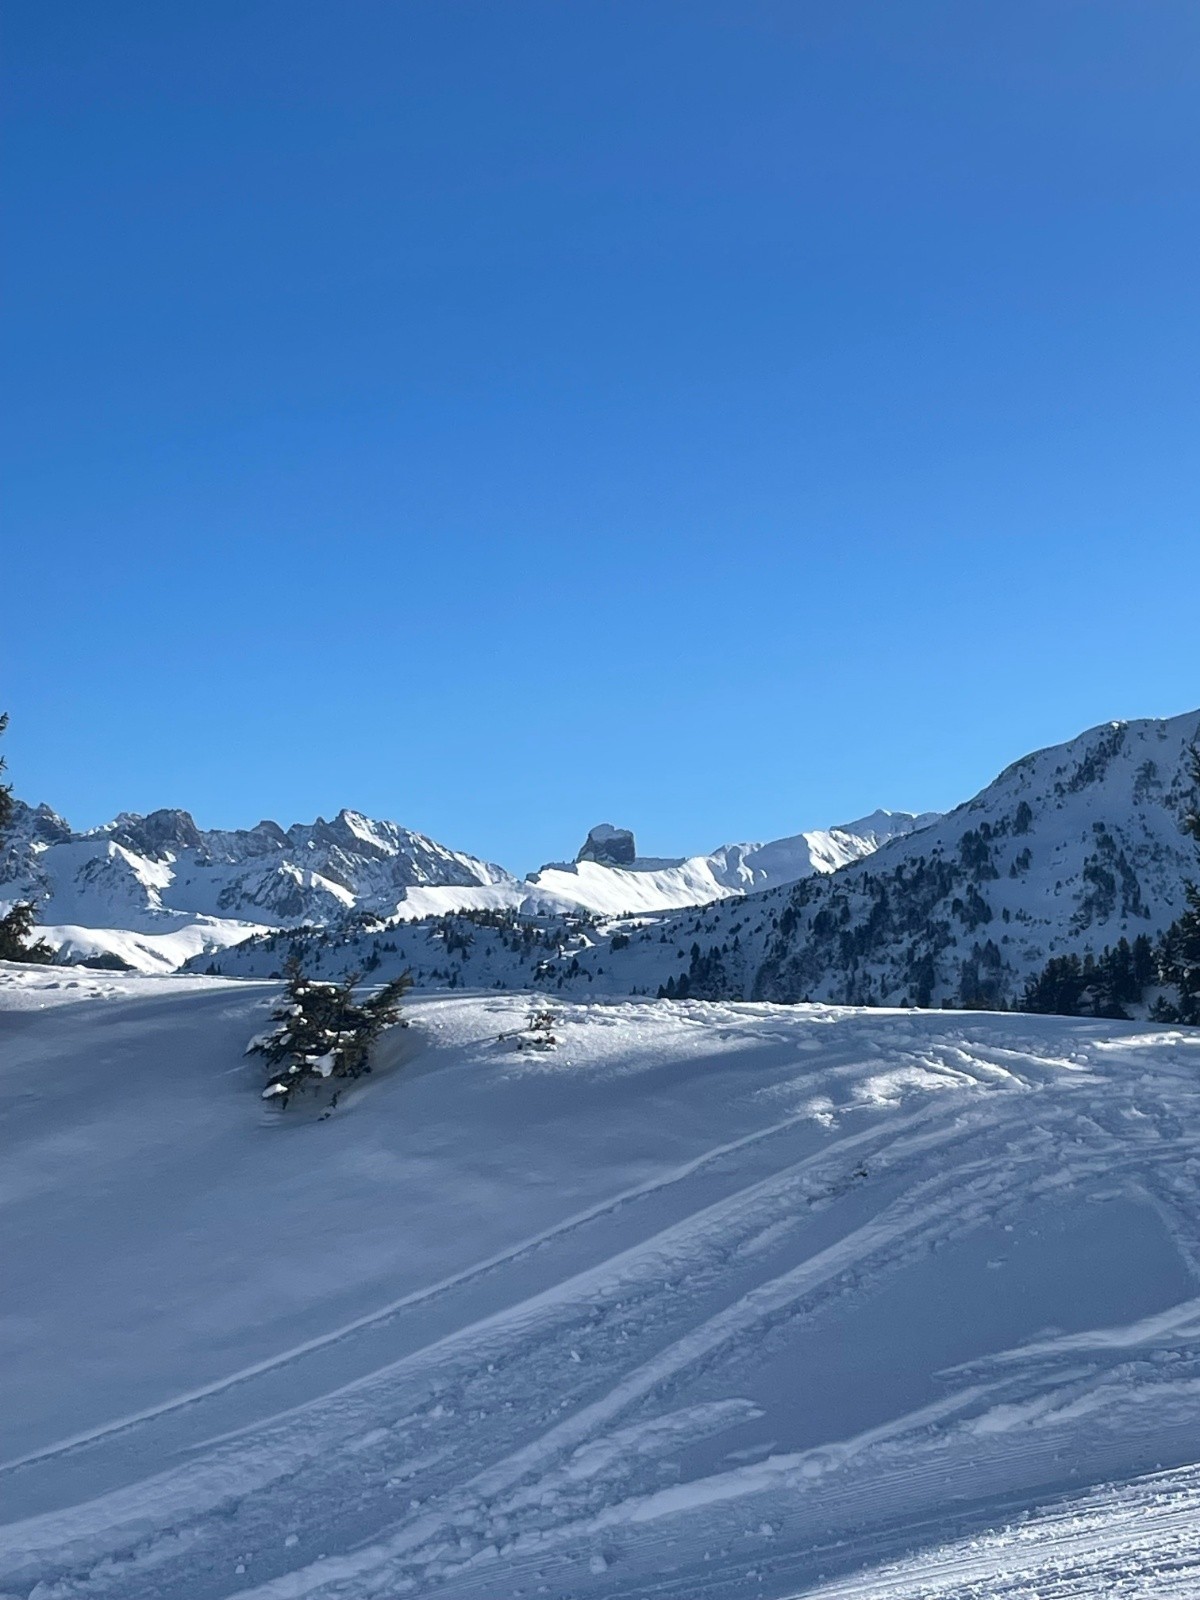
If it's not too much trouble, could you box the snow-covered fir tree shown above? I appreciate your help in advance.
[250,960,411,1108]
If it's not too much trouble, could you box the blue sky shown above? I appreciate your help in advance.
[3,1,1198,872]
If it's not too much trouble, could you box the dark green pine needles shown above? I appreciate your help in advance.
[251,960,412,1108]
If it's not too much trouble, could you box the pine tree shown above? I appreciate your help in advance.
[250,959,411,1108]
[0,901,54,963]
[0,713,54,964]
[1160,745,1200,1024]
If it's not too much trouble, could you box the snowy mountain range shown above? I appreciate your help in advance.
[199,709,1200,1009]
[0,797,932,973]
[0,804,514,972]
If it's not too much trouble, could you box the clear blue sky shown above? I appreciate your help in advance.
[3,2,1198,872]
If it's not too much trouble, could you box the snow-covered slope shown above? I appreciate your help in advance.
[5,969,1200,1598]
[637,709,1200,1009]
[741,708,1200,1008]
[525,810,937,917]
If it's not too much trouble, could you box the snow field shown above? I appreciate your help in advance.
[3,970,1200,1597]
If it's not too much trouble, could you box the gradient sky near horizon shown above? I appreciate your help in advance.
[3,1,1199,872]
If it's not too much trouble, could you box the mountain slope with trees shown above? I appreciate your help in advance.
[197,710,1200,1016]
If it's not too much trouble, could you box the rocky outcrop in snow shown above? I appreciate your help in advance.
[577,824,638,867]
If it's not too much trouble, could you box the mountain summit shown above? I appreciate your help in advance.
[577,824,637,867]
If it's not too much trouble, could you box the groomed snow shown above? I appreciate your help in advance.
[3,967,1200,1598]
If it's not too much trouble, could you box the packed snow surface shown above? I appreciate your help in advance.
[4,967,1200,1597]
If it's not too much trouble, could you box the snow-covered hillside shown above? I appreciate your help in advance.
[641,709,1200,1010]
[5,967,1200,1598]
[525,811,937,918]
[0,802,930,972]
[204,710,1200,1009]
[742,707,1200,1009]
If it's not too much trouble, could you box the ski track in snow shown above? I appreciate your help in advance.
[790,1465,1200,1597]
[4,977,1200,1598]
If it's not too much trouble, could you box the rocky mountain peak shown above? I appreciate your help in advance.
[102,808,205,859]
[577,824,637,867]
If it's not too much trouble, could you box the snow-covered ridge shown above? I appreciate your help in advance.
[0,800,932,972]
[634,709,1200,1011]
[526,810,938,918]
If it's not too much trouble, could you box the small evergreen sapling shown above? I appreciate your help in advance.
[517,1008,559,1051]
[0,712,10,842]
[250,959,411,1108]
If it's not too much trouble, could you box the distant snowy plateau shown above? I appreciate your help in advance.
[5,973,1200,1598]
